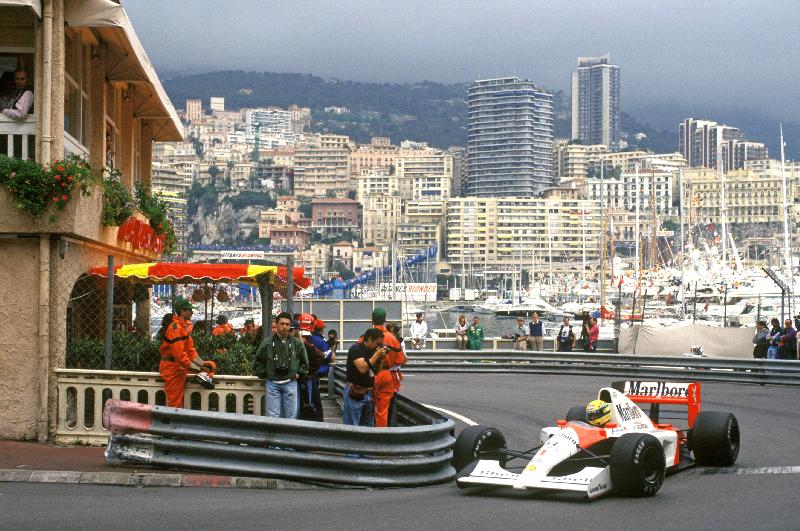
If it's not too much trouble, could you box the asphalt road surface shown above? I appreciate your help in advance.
[2,374,798,530]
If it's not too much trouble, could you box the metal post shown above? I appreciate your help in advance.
[692,283,697,324]
[756,294,762,326]
[104,255,114,370]
[258,279,273,340]
[286,254,294,316]
[641,289,648,323]
[210,284,216,330]
[723,285,728,327]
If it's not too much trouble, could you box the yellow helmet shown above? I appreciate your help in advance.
[586,399,611,427]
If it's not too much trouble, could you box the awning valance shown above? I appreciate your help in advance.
[64,0,183,141]
[0,0,40,17]
[88,262,312,292]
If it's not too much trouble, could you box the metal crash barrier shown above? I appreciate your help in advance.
[103,382,456,487]
[399,350,800,386]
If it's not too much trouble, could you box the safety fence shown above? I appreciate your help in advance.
[397,351,800,386]
[103,394,455,487]
[57,351,799,445]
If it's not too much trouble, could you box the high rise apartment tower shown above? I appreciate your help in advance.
[466,77,554,197]
[571,54,621,150]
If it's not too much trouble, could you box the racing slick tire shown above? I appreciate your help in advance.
[610,433,666,497]
[452,425,507,472]
[566,406,586,422]
[691,411,740,466]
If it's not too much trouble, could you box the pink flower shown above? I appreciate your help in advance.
[53,197,59,202]
[10,172,16,177]
[61,194,68,201]
[57,165,65,173]
[54,174,61,180]
[61,182,66,188]
[68,175,74,182]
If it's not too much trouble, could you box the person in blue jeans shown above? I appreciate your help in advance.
[252,312,308,418]
[343,328,387,426]
[766,318,783,360]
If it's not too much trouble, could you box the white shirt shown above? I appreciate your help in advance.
[410,320,428,339]
[3,90,33,120]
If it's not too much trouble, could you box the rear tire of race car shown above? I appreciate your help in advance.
[691,411,740,466]
[452,425,507,472]
[566,406,586,422]
[610,433,666,497]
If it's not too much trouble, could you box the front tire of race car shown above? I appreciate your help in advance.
[691,411,740,466]
[452,425,507,472]
[610,433,666,497]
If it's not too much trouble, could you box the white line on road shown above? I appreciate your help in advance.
[421,404,477,426]
[701,466,800,475]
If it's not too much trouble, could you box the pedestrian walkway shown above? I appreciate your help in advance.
[1,397,344,489]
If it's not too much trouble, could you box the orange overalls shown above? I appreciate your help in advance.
[212,323,234,336]
[373,325,406,427]
[159,316,199,408]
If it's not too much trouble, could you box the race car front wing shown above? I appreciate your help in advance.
[456,460,613,499]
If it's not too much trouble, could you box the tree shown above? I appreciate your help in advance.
[331,260,355,280]
[208,165,222,187]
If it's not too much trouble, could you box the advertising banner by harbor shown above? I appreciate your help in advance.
[378,283,437,302]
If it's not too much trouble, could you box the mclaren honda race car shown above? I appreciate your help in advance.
[454,381,740,499]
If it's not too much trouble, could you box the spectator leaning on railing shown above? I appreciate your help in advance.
[2,68,33,120]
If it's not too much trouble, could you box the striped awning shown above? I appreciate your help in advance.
[88,262,311,291]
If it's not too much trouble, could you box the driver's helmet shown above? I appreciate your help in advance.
[586,399,611,427]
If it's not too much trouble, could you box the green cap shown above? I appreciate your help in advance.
[173,297,193,312]
[371,307,386,322]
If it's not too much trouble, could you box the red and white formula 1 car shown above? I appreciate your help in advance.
[454,380,740,499]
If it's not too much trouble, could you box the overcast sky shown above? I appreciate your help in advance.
[126,0,799,122]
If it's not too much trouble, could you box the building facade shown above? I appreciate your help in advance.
[445,197,602,275]
[465,77,554,197]
[571,55,621,150]
[0,1,182,440]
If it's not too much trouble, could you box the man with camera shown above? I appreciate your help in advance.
[343,328,387,426]
[253,312,309,418]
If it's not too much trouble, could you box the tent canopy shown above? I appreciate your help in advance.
[88,262,311,292]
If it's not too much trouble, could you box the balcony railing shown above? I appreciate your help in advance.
[0,115,36,160]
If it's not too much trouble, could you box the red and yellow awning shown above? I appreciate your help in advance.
[88,262,311,291]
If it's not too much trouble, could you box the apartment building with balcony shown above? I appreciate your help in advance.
[0,1,182,441]
[445,197,601,275]
[465,77,554,197]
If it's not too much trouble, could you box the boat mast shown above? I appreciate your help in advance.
[780,123,792,316]
[717,133,728,267]
[600,161,607,313]
[679,166,686,319]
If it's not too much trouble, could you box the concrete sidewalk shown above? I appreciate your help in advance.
[0,441,316,490]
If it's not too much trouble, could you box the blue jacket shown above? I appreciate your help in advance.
[310,332,334,375]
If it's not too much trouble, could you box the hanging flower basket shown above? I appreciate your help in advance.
[192,287,212,302]
[216,288,229,302]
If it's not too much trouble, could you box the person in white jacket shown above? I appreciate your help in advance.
[2,69,33,120]
[409,312,428,350]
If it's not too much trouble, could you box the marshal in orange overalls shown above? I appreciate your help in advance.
[159,315,200,407]
[373,325,406,427]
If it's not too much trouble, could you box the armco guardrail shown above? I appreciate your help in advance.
[397,350,800,386]
[104,393,456,487]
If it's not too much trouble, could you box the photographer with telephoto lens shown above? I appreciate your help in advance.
[343,328,387,426]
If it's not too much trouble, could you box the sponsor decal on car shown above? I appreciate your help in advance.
[615,403,642,422]
[589,482,608,494]
[622,381,690,398]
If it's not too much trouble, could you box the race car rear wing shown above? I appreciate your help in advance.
[611,381,701,428]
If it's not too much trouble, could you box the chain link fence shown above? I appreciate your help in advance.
[65,276,279,375]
